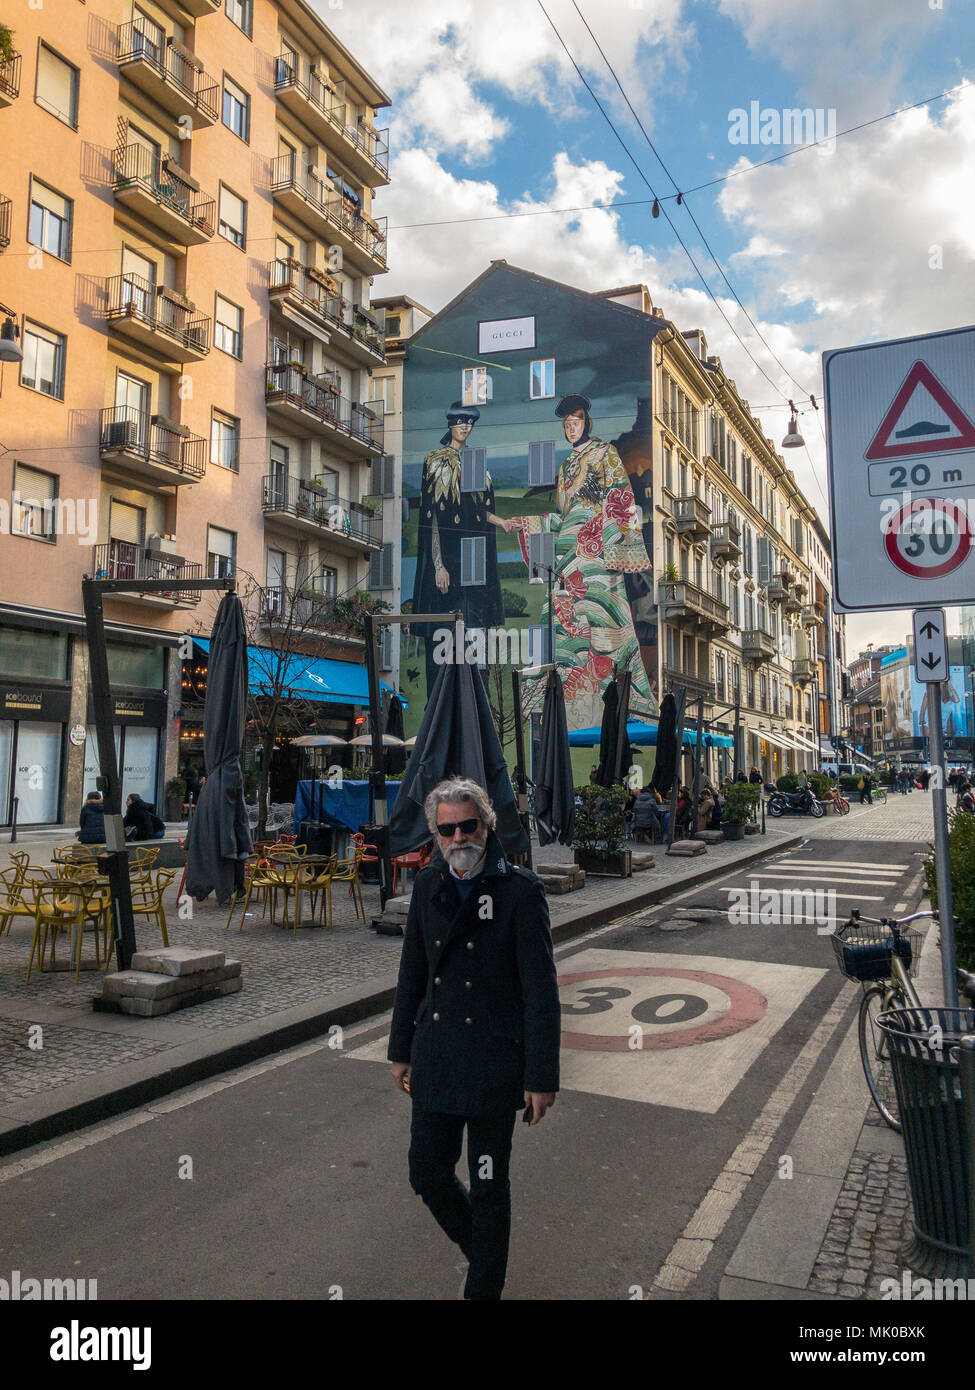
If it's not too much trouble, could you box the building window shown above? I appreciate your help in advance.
[222,75,250,141]
[369,543,394,590]
[21,321,66,399]
[214,296,242,358]
[528,440,557,486]
[384,314,401,338]
[368,376,395,414]
[35,44,79,129]
[12,463,58,541]
[528,530,555,576]
[207,525,236,578]
[530,359,555,399]
[460,535,486,587]
[218,185,246,249]
[663,445,673,492]
[28,179,72,262]
[462,366,488,406]
[226,0,252,36]
[460,447,487,493]
[372,454,394,497]
[210,411,240,471]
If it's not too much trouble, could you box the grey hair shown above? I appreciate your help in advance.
[424,777,497,834]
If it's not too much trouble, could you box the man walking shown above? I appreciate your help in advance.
[388,777,561,1300]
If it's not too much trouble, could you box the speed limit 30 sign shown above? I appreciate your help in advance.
[824,325,975,610]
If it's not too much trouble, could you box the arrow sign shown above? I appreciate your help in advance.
[912,608,949,684]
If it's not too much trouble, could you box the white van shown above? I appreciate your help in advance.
[819,761,873,779]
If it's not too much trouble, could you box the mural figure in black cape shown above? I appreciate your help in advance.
[412,401,507,693]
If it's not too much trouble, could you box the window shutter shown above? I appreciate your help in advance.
[528,531,554,574]
[460,536,485,586]
[110,501,145,545]
[460,447,486,493]
[528,440,556,486]
[208,526,235,559]
[757,536,772,584]
[373,453,394,496]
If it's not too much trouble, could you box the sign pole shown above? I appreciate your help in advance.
[927,677,959,1007]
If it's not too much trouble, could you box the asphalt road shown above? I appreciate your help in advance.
[0,834,928,1302]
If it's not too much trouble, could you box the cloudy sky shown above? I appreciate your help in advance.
[323,0,975,657]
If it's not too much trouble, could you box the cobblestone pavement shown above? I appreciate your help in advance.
[802,790,940,844]
[808,1149,914,1299]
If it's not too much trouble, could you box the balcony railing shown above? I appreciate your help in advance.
[104,275,211,358]
[658,578,729,630]
[113,144,215,241]
[0,195,10,251]
[273,58,389,176]
[800,604,822,628]
[662,664,714,701]
[267,259,385,360]
[710,520,741,561]
[742,627,776,663]
[262,474,381,547]
[673,495,711,536]
[92,542,202,605]
[793,657,816,685]
[764,571,790,603]
[270,155,387,270]
[262,585,365,640]
[0,50,21,104]
[264,363,384,450]
[99,406,206,481]
[117,22,218,124]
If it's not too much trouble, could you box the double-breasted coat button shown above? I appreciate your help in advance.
[466,941,474,950]
[433,1012,440,1022]
[464,980,471,988]
[434,976,441,985]
[435,939,441,948]
[465,1017,472,1025]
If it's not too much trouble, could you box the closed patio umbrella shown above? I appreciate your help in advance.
[594,679,620,787]
[651,691,678,797]
[389,661,528,857]
[385,694,406,775]
[534,670,575,846]
[185,593,252,904]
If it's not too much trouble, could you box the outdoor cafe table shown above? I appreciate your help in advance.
[261,853,337,929]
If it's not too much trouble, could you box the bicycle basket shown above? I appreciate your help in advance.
[830,920,922,983]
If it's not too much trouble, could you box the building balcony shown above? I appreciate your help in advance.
[764,571,790,604]
[180,0,221,15]
[784,586,803,617]
[270,156,387,275]
[264,363,384,455]
[710,520,741,562]
[267,259,386,365]
[99,406,206,487]
[273,58,390,187]
[673,495,711,539]
[0,195,10,251]
[104,276,211,364]
[261,586,367,646]
[92,541,202,607]
[662,664,714,702]
[742,627,776,663]
[793,657,817,686]
[800,604,822,628]
[262,474,382,553]
[113,145,215,246]
[117,23,218,127]
[0,50,21,106]
[658,579,730,633]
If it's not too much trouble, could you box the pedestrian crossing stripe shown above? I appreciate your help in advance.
[776,859,911,871]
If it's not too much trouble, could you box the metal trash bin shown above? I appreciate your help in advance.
[878,1006,975,1278]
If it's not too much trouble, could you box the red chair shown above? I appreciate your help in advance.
[392,841,432,894]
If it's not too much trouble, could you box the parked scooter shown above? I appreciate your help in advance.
[766,783,825,818]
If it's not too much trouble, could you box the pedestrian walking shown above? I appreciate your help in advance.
[388,777,561,1300]
[748,766,762,785]
[959,780,975,814]
[920,766,931,791]
[859,772,873,805]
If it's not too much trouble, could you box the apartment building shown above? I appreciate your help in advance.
[364,294,431,687]
[0,0,390,826]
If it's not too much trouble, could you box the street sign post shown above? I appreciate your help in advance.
[824,323,972,1008]
[823,324,975,612]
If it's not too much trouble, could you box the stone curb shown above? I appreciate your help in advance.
[0,830,803,1158]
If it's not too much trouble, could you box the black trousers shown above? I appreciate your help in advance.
[408,1103,518,1300]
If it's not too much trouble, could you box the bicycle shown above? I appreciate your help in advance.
[832,909,975,1130]
[824,786,850,815]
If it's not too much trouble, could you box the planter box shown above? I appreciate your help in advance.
[574,847,631,877]
[743,821,760,835]
[165,795,185,821]
[721,821,745,841]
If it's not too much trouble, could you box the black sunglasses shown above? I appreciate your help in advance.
[436,817,480,837]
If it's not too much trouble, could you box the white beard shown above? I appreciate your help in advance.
[444,839,487,875]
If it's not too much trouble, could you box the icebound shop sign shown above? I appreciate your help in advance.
[823,324,975,611]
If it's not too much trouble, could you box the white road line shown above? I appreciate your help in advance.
[774,859,911,871]
[722,889,888,901]
[734,873,902,886]
[651,981,858,1294]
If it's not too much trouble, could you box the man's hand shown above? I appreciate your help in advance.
[524,1091,556,1125]
[391,1062,411,1094]
[435,564,449,594]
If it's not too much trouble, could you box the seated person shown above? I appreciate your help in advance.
[77,791,105,844]
[123,793,166,841]
[631,788,663,843]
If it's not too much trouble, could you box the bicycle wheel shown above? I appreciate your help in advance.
[875,788,887,805]
[858,983,904,1131]
[838,797,850,815]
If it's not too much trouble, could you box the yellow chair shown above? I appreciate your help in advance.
[293,856,337,932]
[130,845,161,873]
[27,880,102,984]
[230,857,287,932]
[0,869,36,940]
[331,851,365,923]
[128,867,177,950]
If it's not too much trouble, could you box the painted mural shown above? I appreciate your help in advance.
[400,264,662,737]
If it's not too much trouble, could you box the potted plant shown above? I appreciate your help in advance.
[720,781,760,840]
[572,784,632,876]
[166,775,187,821]
[662,561,680,583]
[0,26,15,67]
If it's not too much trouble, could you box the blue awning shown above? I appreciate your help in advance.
[567,719,733,749]
[193,639,400,707]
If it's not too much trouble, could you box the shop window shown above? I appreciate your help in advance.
[0,625,68,680]
[106,641,165,689]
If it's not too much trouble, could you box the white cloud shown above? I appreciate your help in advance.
[396,70,510,163]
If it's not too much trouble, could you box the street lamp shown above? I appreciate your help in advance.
[0,309,22,363]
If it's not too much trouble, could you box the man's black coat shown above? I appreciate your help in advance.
[387,832,561,1116]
